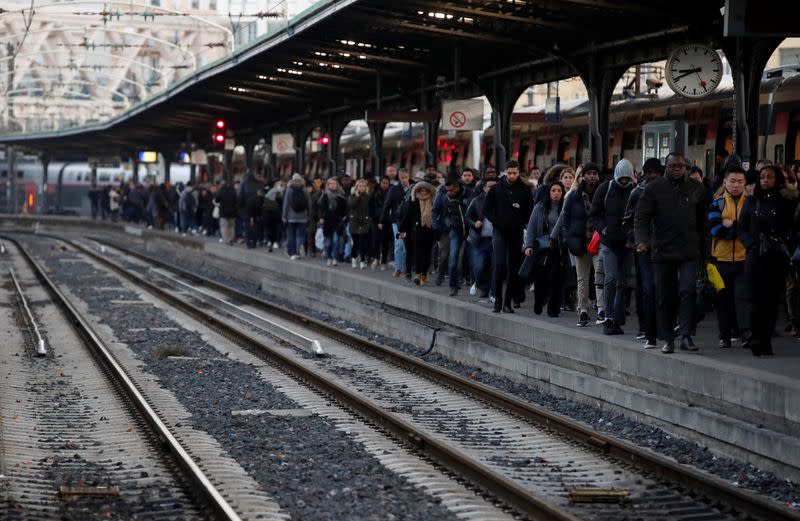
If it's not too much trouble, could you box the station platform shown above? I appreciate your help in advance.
[2,215,800,478]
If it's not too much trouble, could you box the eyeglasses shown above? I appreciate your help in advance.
[666,163,687,169]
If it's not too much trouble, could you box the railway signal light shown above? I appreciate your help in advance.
[212,119,226,146]
[318,135,330,145]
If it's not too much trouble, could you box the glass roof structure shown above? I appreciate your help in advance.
[0,0,320,134]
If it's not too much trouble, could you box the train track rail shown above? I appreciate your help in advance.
[1,235,242,521]
[17,231,799,521]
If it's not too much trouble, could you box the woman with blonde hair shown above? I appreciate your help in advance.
[348,178,372,269]
[399,181,437,285]
[317,177,347,266]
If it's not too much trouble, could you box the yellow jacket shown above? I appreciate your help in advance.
[709,191,746,263]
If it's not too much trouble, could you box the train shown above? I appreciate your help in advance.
[0,157,193,216]
[287,65,800,181]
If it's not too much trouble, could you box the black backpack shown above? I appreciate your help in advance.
[290,186,307,212]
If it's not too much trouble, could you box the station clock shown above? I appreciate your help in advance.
[664,44,723,99]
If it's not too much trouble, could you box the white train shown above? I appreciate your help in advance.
[0,157,192,215]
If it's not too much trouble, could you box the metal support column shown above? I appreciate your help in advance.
[6,146,16,213]
[132,155,140,185]
[89,161,98,188]
[187,131,196,184]
[292,127,307,176]
[420,85,439,169]
[369,122,386,179]
[263,133,275,183]
[723,38,782,165]
[577,59,626,169]
[327,116,345,178]
[162,151,172,184]
[489,78,514,170]
[243,135,257,175]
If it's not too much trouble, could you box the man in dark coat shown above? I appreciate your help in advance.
[635,152,708,353]
[483,160,534,313]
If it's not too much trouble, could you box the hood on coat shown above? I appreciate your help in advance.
[411,181,436,201]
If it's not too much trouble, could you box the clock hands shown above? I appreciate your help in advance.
[671,67,702,82]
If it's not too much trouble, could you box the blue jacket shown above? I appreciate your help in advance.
[432,186,449,233]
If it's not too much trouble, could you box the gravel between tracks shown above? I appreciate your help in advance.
[113,239,800,510]
[25,236,463,521]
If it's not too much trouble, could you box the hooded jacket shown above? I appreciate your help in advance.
[282,176,310,223]
[588,160,635,249]
[483,175,534,235]
[399,181,436,238]
[561,181,598,256]
[708,191,747,263]
[634,174,708,262]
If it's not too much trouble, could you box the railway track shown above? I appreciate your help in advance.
[59,234,800,521]
[0,235,241,520]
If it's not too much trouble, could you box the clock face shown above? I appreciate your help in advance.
[665,45,723,98]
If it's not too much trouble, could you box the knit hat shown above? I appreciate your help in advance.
[642,157,662,174]
[723,153,742,172]
[290,173,304,186]
[614,159,634,182]
[581,162,600,175]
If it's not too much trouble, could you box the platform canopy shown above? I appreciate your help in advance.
[0,0,729,154]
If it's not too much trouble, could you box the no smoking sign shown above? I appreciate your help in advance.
[449,111,467,128]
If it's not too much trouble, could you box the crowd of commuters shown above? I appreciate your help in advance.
[90,156,800,357]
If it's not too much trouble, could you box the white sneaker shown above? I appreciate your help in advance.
[299,245,306,256]
[352,258,358,268]
[489,296,496,304]
[380,264,387,271]
[359,261,367,269]
[332,260,338,266]
[290,254,299,260]
[326,259,332,266]
[218,238,223,243]
[469,283,478,296]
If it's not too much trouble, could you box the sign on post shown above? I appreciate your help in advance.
[271,133,295,155]
[441,99,484,131]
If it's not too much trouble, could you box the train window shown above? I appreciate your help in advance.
[17,171,23,178]
[688,125,697,146]
[1,170,6,178]
[99,174,110,182]
[775,145,785,166]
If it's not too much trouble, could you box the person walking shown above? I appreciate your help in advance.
[561,162,602,326]
[589,159,635,335]
[399,181,437,285]
[466,173,498,299]
[370,176,393,269]
[380,169,413,277]
[215,180,238,245]
[483,160,534,313]
[635,152,708,353]
[282,174,311,260]
[524,181,566,317]
[318,177,348,266]
[739,165,798,356]
[348,179,372,269]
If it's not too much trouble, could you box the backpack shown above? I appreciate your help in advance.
[290,186,307,212]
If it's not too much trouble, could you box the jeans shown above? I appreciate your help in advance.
[492,229,523,307]
[636,251,657,339]
[392,223,405,272]
[324,231,340,260]
[219,217,235,244]
[180,209,194,233]
[471,236,494,294]
[286,222,306,256]
[436,232,450,280]
[601,244,634,324]
[448,231,466,289]
[654,260,699,341]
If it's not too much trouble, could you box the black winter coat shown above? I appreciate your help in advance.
[371,188,389,225]
[483,177,534,236]
[634,175,708,263]
[589,180,633,249]
[214,185,238,219]
[561,183,596,256]
[622,184,645,249]
[317,191,348,237]
[738,189,798,268]
[380,182,409,224]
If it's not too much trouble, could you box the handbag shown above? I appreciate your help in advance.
[314,226,325,251]
[586,231,601,255]
[518,254,536,282]
[466,227,480,246]
[535,234,551,251]
[212,204,220,219]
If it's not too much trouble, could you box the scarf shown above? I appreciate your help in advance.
[325,188,340,211]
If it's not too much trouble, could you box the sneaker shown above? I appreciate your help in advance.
[595,310,606,325]
[370,259,378,270]
[359,261,367,269]
[577,311,589,327]
[644,338,658,349]
[380,264,387,271]
[680,336,699,352]
[661,340,675,354]
[603,319,624,335]
[332,260,338,266]
[469,283,478,296]
[435,274,444,286]
[218,238,224,243]
[636,330,646,340]
[449,287,458,297]
[352,258,358,268]
[489,296,496,304]
[393,270,402,277]
[290,254,299,260]
[326,259,332,266]
[719,338,732,349]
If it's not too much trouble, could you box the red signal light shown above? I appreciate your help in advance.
[215,119,225,129]
[214,133,225,144]
[319,135,330,145]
